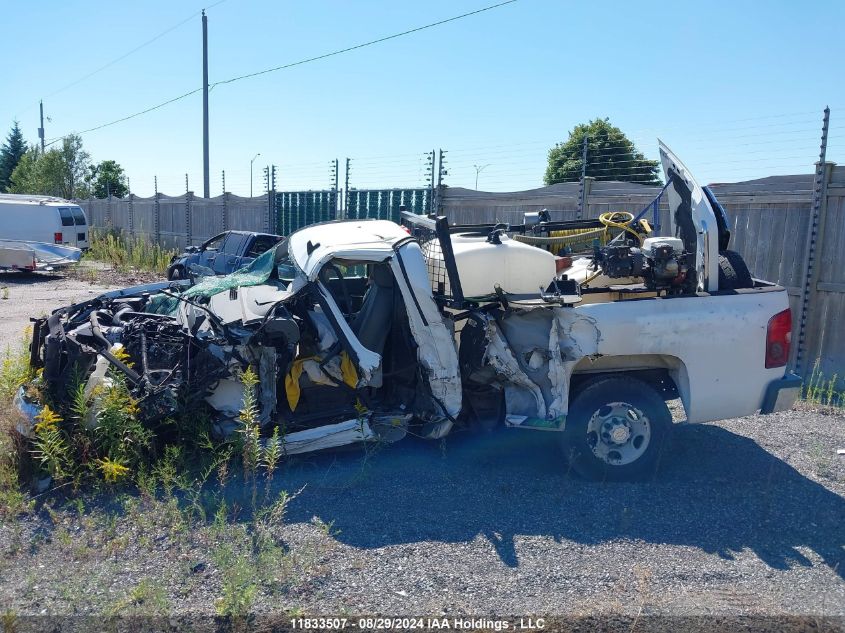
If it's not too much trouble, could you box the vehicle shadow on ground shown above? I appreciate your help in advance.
[277,423,845,578]
[0,272,64,285]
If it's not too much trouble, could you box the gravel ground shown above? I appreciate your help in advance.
[0,273,843,623]
[0,266,158,350]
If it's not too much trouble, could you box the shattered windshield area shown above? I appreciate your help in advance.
[149,242,294,314]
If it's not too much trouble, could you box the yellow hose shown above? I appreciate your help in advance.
[598,211,644,245]
[513,210,645,253]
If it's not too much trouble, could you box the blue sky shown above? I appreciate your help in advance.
[3,0,844,197]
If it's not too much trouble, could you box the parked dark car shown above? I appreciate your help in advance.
[167,230,284,280]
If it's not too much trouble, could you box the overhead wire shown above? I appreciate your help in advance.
[45,0,518,142]
[15,0,228,118]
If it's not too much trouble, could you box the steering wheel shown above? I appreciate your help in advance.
[319,263,353,315]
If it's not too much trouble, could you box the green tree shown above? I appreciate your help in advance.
[87,159,128,198]
[7,148,40,193]
[8,134,91,199]
[56,134,91,199]
[544,118,660,185]
[0,121,28,192]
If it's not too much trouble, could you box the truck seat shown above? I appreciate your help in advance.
[349,264,394,356]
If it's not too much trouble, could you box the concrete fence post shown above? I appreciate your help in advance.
[222,190,229,231]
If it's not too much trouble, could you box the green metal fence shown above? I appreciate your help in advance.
[276,187,432,235]
[346,188,432,222]
[276,190,338,235]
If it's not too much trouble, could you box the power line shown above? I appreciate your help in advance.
[47,87,204,145]
[14,0,228,118]
[213,0,517,87]
[46,0,518,142]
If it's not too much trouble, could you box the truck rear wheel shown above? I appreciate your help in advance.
[562,376,671,481]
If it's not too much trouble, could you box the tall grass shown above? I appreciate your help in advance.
[804,359,843,408]
[0,332,36,517]
[86,229,177,274]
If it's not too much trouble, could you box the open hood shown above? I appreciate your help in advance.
[658,141,719,292]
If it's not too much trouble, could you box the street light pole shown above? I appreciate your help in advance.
[202,10,210,198]
[250,153,261,197]
[473,164,490,190]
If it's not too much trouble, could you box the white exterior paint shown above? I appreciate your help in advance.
[390,241,463,419]
[288,220,408,280]
[0,194,89,249]
[567,289,787,422]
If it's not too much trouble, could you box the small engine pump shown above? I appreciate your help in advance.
[593,236,693,292]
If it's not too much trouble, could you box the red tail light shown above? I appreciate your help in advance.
[54,232,63,244]
[765,308,791,368]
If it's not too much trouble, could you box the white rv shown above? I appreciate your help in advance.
[0,193,90,249]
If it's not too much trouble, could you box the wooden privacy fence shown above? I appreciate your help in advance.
[441,166,845,386]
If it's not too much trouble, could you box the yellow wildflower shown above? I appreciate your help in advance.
[111,346,134,369]
[96,457,130,483]
[34,405,62,433]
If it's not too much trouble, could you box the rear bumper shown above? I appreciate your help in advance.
[760,372,803,414]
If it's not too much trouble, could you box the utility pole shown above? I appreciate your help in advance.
[38,101,45,152]
[202,10,210,199]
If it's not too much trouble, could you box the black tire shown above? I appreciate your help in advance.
[717,250,753,290]
[562,376,672,481]
[167,265,184,281]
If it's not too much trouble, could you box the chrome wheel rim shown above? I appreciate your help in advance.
[586,401,651,466]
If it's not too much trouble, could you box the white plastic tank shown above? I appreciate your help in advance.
[446,232,556,297]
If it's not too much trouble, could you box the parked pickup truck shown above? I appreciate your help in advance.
[166,230,283,279]
[23,143,801,480]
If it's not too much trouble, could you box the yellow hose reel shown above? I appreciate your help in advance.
[513,212,651,254]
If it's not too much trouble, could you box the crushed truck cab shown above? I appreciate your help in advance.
[21,144,800,480]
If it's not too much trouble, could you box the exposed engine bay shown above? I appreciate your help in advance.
[26,227,464,453]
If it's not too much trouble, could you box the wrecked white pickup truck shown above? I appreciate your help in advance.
[23,144,801,480]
